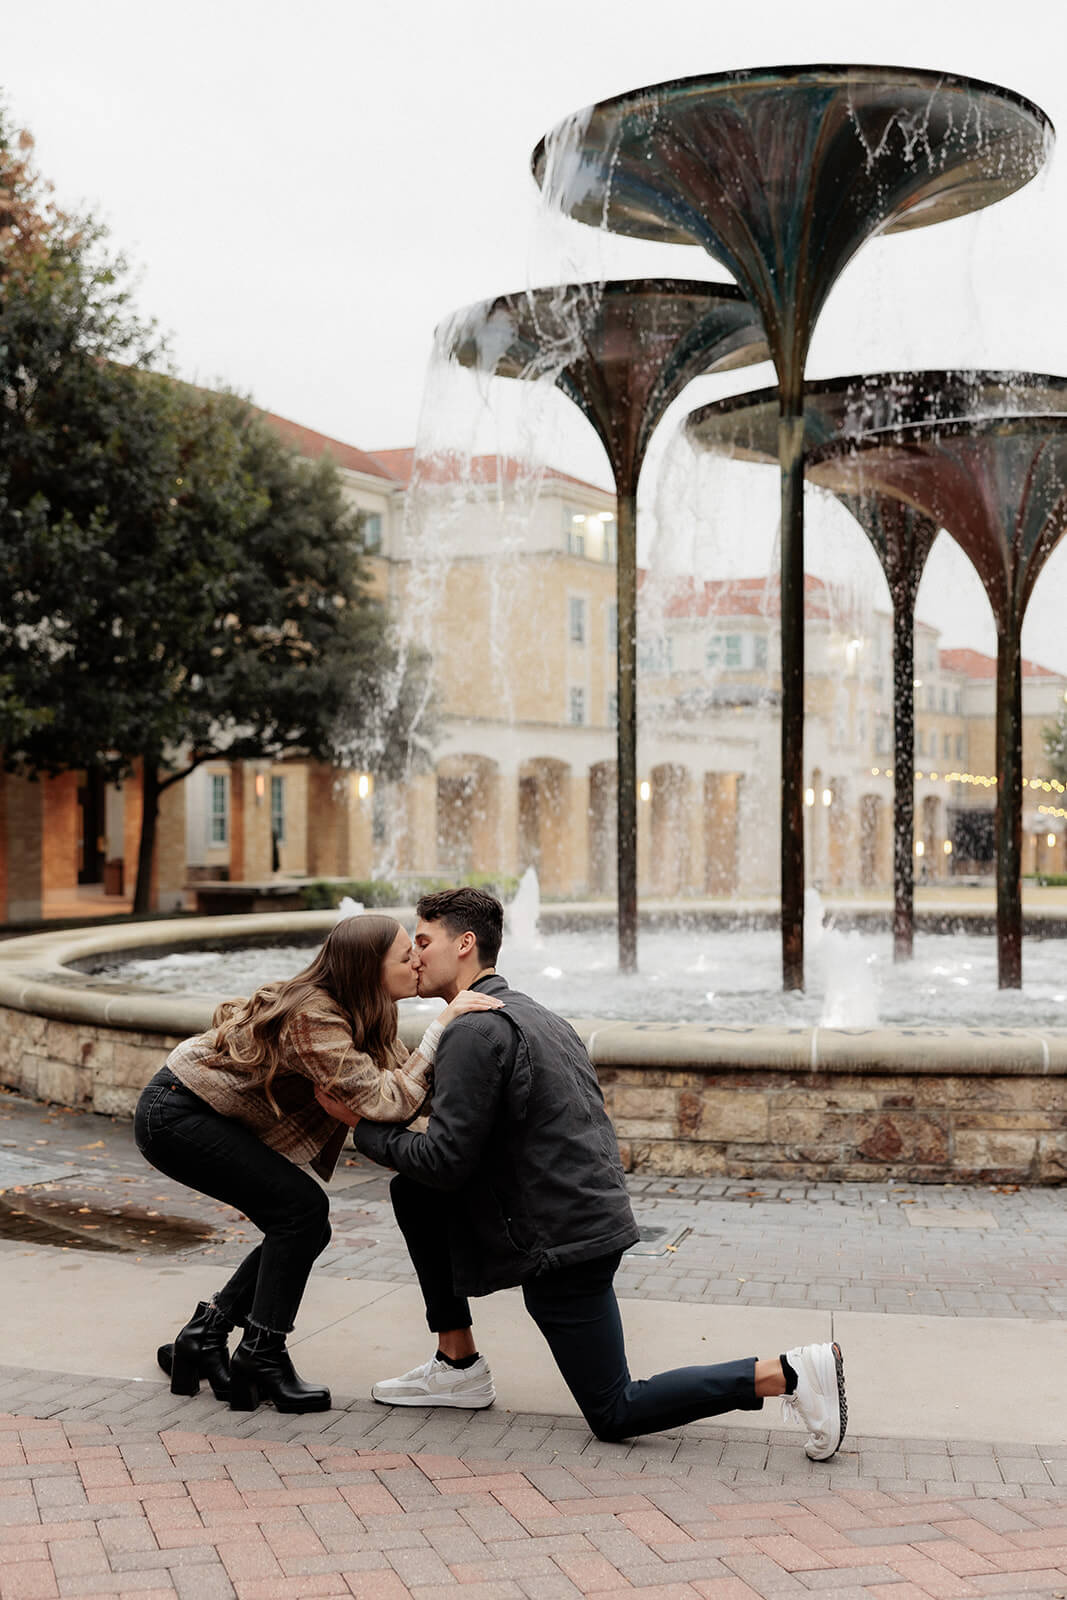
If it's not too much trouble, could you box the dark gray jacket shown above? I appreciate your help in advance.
[352,974,638,1296]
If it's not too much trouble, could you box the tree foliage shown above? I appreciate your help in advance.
[0,108,432,912]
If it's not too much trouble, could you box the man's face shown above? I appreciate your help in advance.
[411,916,466,998]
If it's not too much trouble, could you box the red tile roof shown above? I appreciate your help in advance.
[368,448,609,495]
[939,647,1062,681]
[645,573,838,622]
[261,412,399,481]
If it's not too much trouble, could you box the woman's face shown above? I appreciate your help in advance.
[380,926,418,1001]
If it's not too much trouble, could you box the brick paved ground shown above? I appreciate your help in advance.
[4,1090,1067,1595]
[3,1091,1066,1320]
[2,1390,1067,1600]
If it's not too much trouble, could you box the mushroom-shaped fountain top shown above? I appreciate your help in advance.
[532,67,1052,396]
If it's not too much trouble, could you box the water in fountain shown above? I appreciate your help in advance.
[99,926,1067,1029]
[506,865,542,948]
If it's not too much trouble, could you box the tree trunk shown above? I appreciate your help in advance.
[133,757,161,916]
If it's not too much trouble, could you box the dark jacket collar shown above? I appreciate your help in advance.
[471,972,508,995]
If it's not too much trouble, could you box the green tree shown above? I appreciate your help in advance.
[0,110,431,913]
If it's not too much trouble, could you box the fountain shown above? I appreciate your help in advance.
[800,392,1067,986]
[441,280,767,971]
[685,372,1067,969]
[1,68,1065,1181]
[532,66,1052,988]
[506,863,542,947]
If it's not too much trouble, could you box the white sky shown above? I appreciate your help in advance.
[5,0,1067,667]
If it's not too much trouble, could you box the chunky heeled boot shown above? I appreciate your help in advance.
[227,1326,331,1413]
[158,1301,234,1400]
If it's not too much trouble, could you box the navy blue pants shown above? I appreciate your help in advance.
[390,1173,762,1442]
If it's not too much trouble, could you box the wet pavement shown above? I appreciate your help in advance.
[1,1082,1066,1599]
[3,1086,1065,1319]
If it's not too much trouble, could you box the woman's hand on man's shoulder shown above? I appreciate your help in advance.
[441,989,505,1025]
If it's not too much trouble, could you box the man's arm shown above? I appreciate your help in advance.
[351,1015,507,1191]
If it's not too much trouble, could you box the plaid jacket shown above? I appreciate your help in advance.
[166,989,430,1181]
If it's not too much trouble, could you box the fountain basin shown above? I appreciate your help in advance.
[2,912,1066,1184]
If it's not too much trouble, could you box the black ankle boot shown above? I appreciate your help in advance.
[159,1301,234,1400]
[227,1326,331,1414]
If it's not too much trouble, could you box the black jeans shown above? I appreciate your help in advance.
[389,1173,762,1442]
[134,1067,331,1335]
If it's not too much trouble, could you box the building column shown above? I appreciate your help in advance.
[42,773,80,900]
[394,773,437,877]
[230,762,273,882]
[636,777,651,894]
[346,775,374,881]
[154,777,188,911]
[494,770,521,880]
[0,771,43,922]
[563,769,591,894]
[306,763,346,879]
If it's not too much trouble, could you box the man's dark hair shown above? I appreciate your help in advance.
[416,887,504,967]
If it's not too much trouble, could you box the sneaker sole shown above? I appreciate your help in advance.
[806,1341,847,1461]
[371,1387,496,1409]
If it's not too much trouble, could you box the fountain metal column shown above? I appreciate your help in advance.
[685,378,939,959]
[442,280,766,971]
[807,394,1067,988]
[533,66,1051,989]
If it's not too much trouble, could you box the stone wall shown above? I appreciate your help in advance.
[600,1065,1067,1183]
[2,995,1065,1183]
[0,1004,181,1120]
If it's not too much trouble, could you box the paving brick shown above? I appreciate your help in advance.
[46,1537,110,1578]
[0,1560,60,1599]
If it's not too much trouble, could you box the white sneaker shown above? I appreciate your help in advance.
[371,1354,496,1409]
[780,1342,847,1460]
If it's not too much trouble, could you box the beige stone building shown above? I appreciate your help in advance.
[4,410,1067,921]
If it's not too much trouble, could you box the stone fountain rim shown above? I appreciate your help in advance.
[3,912,1067,1079]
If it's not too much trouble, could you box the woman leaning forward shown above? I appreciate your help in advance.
[133,914,500,1414]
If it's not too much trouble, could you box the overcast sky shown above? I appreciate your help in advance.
[5,0,1067,668]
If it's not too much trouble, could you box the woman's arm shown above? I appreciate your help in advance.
[313,989,502,1125]
[296,990,503,1125]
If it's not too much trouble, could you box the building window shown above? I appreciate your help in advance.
[569,686,586,725]
[605,601,617,652]
[943,733,951,759]
[956,734,964,759]
[569,596,586,644]
[917,729,925,756]
[754,634,768,669]
[602,522,616,564]
[707,632,743,668]
[362,512,383,554]
[564,508,586,557]
[209,774,228,846]
[639,636,672,674]
[270,775,286,845]
[607,689,618,724]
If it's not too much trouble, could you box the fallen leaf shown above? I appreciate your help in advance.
[77,1142,105,1150]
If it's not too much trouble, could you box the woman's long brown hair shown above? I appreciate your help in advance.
[212,914,402,1114]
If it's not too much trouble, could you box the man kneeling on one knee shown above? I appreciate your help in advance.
[317,888,847,1459]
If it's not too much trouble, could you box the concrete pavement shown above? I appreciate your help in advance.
[1,1084,1066,1597]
